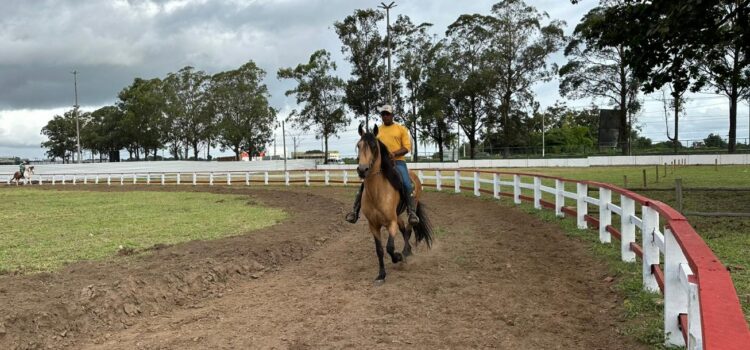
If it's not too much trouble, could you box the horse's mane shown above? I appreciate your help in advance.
[362,132,408,206]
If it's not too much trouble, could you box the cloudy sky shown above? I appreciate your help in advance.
[1,0,748,160]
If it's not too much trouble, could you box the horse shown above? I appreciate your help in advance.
[356,124,433,283]
[10,166,34,186]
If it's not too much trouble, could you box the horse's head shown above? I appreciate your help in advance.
[356,123,380,179]
[28,166,34,174]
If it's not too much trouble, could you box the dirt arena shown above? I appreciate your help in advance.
[0,186,648,349]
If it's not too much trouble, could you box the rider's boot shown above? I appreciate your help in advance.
[345,188,363,224]
[407,193,420,226]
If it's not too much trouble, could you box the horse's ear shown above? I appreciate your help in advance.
[373,125,379,137]
[358,123,364,136]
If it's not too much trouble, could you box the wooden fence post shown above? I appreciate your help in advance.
[436,170,442,191]
[454,171,460,193]
[715,158,718,171]
[576,182,588,229]
[555,179,564,218]
[473,172,480,197]
[245,172,250,186]
[493,173,500,199]
[533,177,542,209]
[655,165,659,183]
[641,206,660,292]
[620,195,636,262]
[513,174,521,204]
[642,169,647,188]
[599,187,612,243]
[623,175,628,188]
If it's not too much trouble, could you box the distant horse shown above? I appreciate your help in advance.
[356,124,433,283]
[10,166,34,186]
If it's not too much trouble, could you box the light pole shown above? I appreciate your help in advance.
[72,70,81,164]
[542,114,545,158]
[379,1,396,107]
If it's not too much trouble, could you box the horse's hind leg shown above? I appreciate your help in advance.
[386,221,403,264]
[398,218,413,257]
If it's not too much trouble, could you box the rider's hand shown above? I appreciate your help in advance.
[389,152,396,159]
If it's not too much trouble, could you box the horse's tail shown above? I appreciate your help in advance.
[413,202,433,248]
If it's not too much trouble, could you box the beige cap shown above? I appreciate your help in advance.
[378,105,394,114]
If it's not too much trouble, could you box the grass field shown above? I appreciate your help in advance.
[0,189,286,272]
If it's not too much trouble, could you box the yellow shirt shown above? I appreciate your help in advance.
[377,123,411,161]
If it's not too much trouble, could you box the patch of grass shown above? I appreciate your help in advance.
[0,188,286,272]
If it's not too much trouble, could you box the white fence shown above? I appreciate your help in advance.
[2,168,749,349]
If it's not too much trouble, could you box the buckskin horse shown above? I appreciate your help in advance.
[355,124,433,283]
[10,166,34,186]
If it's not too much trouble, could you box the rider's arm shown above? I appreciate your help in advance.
[389,126,411,159]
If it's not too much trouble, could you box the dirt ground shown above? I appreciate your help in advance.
[0,186,648,349]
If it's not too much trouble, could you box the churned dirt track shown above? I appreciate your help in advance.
[0,186,647,349]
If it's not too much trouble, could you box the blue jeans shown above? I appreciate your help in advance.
[394,160,412,195]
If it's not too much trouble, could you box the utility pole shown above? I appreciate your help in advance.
[542,114,545,158]
[282,121,287,173]
[72,70,82,163]
[379,1,396,107]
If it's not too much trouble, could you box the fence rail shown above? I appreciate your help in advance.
[3,168,749,349]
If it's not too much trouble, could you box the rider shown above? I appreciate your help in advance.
[345,105,420,226]
[19,161,28,177]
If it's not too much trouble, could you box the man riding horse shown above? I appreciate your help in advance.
[19,161,29,178]
[346,105,420,226]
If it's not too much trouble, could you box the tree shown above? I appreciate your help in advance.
[704,133,728,148]
[575,0,750,153]
[117,78,165,160]
[212,61,276,158]
[278,50,349,164]
[41,111,77,162]
[334,9,387,129]
[163,66,211,159]
[419,49,457,161]
[697,1,750,153]
[445,13,497,159]
[489,0,566,157]
[559,6,640,154]
[87,105,126,161]
[392,15,434,162]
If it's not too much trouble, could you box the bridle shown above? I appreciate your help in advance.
[360,137,382,179]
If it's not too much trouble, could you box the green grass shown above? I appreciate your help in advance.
[489,165,750,189]
[0,188,286,272]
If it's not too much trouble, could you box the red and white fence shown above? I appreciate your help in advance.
[4,169,750,349]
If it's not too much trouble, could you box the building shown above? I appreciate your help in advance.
[292,150,341,163]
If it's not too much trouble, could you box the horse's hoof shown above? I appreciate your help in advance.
[391,252,403,264]
[373,279,385,286]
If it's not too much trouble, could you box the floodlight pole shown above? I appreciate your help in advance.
[282,121,287,173]
[542,114,545,158]
[379,1,396,107]
[72,70,81,164]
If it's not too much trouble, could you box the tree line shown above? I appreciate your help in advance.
[42,0,750,163]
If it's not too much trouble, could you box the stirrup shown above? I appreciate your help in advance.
[408,212,420,225]
[345,212,359,224]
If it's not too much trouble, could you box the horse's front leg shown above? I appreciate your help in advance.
[369,222,386,282]
[386,221,403,264]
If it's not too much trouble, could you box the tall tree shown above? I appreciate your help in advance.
[559,7,640,154]
[576,0,749,153]
[490,0,566,157]
[212,61,276,158]
[40,110,77,162]
[420,48,457,161]
[698,1,750,152]
[163,66,211,159]
[87,105,126,161]
[334,9,387,129]
[278,50,348,165]
[445,14,497,159]
[392,15,434,162]
[117,78,165,160]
